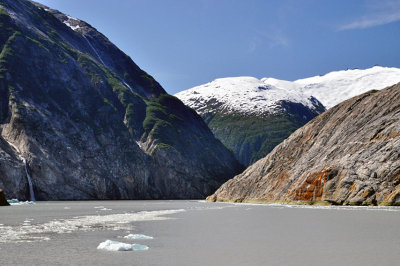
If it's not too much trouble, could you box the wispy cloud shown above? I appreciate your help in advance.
[248,29,288,53]
[339,0,400,30]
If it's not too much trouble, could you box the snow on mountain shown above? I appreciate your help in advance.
[177,66,400,112]
[175,76,320,116]
[264,66,400,108]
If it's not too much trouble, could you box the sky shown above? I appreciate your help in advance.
[36,0,400,94]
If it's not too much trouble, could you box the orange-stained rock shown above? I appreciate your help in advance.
[209,84,400,205]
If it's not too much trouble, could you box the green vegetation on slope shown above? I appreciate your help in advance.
[207,112,305,166]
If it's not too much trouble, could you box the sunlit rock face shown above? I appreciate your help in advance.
[0,0,242,200]
[209,84,400,205]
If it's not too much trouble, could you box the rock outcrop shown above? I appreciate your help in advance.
[0,0,242,200]
[0,188,10,206]
[208,83,400,205]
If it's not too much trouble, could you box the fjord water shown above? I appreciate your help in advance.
[0,201,399,266]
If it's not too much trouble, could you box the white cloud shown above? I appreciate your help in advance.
[339,0,400,30]
[248,29,288,53]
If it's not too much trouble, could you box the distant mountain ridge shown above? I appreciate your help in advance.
[175,76,323,116]
[175,77,325,166]
[263,66,400,108]
[175,66,400,167]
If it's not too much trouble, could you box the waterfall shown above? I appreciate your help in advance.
[83,35,107,67]
[83,35,135,94]
[24,159,36,202]
[122,80,135,94]
[4,140,36,201]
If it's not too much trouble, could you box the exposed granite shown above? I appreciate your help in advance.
[208,84,400,205]
[0,0,242,200]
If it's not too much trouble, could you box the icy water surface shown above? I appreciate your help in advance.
[0,200,399,265]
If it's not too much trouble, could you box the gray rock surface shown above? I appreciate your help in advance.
[209,84,400,205]
[0,188,10,206]
[0,0,242,200]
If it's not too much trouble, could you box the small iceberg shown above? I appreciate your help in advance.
[97,240,149,251]
[7,199,35,205]
[123,234,153,240]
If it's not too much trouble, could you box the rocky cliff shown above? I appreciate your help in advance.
[176,77,325,166]
[208,83,400,205]
[0,0,242,200]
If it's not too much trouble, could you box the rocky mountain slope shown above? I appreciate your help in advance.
[0,0,242,200]
[264,66,400,108]
[175,77,325,166]
[208,83,400,205]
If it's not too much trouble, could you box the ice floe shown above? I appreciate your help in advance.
[123,234,153,240]
[97,240,148,251]
[0,209,185,243]
[7,199,35,205]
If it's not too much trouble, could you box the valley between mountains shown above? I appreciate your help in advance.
[0,0,399,206]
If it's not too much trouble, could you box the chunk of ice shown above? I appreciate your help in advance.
[123,234,153,240]
[7,199,35,205]
[97,240,148,251]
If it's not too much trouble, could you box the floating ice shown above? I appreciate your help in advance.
[7,199,35,206]
[226,202,400,212]
[97,240,148,251]
[0,209,185,243]
[123,234,153,240]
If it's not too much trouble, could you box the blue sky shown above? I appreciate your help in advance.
[36,0,400,94]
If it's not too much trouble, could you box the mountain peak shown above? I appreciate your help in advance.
[263,66,400,108]
[176,76,322,116]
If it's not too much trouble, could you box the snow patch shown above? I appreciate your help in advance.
[97,240,148,251]
[63,21,81,31]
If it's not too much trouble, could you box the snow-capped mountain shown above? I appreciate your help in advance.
[177,66,400,113]
[264,66,400,108]
[175,76,323,116]
[175,77,325,166]
[175,66,400,167]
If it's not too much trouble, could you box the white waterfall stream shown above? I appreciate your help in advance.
[23,158,36,202]
[4,140,36,201]
[82,35,107,66]
[83,35,135,94]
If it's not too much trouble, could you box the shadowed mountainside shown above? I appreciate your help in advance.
[0,0,242,200]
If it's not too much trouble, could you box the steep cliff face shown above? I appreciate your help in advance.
[176,77,325,166]
[208,84,400,205]
[0,0,242,200]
